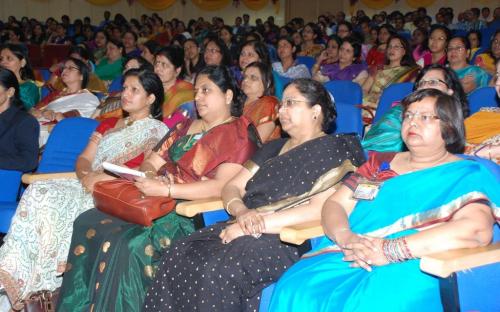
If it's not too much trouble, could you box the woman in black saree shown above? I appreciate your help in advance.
[143,78,366,311]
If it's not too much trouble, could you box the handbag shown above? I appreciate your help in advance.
[22,289,59,312]
[93,179,176,226]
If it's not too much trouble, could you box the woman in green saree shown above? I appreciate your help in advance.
[56,65,259,312]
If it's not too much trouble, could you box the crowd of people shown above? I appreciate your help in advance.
[0,4,499,312]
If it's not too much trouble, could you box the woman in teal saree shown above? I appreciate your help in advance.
[270,89,499,311]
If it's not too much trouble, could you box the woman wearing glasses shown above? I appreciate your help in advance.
[270,88,499,311]
[203,37,233,67]
[143,79,365,311]
[362,64,469,153]
[447,36,489,94]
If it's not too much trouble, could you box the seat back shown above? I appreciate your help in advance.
[468,87,500,114]
[273,71,292,101]
[296,56,315,74]
[0,170,22,233]
[324,80,363,106]
[374,82,414,123]
[108,75,123,93]
[332,102,363,137]
[38,117,99,173]
[41,44,71,68]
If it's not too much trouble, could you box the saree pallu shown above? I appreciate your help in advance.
[474,52,496,76]
[464,108,500,164]
[243,95,281,142]
[454,65,491,94]
[270,158,500,312]
[0,118,167,310]
[142,135,366,312]
[57,117,258,312]
[42,91,100,118]
[361,104,404,152]
[362,65,419,123]
[19,80,40,110]
[162,80,194,118]
[321,63,367,81]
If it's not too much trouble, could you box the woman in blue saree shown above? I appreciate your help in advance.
[270,89,499,311]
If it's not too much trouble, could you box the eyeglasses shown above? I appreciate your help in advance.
[280,98,309,109]
[242,74,260,82]
[416,79,448,89]
[205,48,221,54]
[403,111,440,123]
[447,46,465,52]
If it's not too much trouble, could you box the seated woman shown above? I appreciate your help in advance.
[57,65,259,312]
[365,24,394,68]
[31,58,100,146]
[297,23,324,58]
[361,34,419,124]
[467,30,482,61]
[203,37,233,67]
[242,61,280,142]
[474,30,500,76]
[0,69,168,311]
[90,30,108,64]
[464,58,500,163]
[447,36,489,94]
[153,46,196,127]
[231,40,271,84]
[0,44,39,110]
[313,37,368,84]
[270,89,499,311]
[0,67,39,173]
[92,55,153,120]
[273,36,311,79]
[416,25,450,67]
[183,38,204,83]
[95,38,125,82]
[312,35,341,81]
[411,27,428,63]
[140,40,160,65]
[123,30,141,58]
[362,64,469,153]
[143,79,366,311]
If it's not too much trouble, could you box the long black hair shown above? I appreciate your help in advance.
[123,68,164,120]
[0,43,35,81]
[196,65,244,117]
[0,67,23,110]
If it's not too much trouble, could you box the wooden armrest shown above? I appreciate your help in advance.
[176,198,223,217]
[22,172,77,184]
[280,220,324,245]
[420,242,500,278]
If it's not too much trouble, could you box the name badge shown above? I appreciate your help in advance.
[353,181,382,200]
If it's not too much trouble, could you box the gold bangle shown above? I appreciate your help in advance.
[167,183,172,198]
[225,197,243,214]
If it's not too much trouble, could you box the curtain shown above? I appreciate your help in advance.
[360,0,393,9]
[85,0,120,5]
[242,0,269,11]
[191,0,231,11]
[138,0,176,10]
[405,0,436,8]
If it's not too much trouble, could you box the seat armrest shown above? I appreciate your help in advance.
[420,242,500,278]
[176,198,224,217]
[280,220,324,245]
[22,172,77,184]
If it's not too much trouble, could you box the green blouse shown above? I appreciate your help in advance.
[95,57,124,81]
[19,80,40,110]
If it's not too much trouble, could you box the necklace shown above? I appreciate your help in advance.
[407,151,449,172]
[201,116,234,133]
[125,115,152,127]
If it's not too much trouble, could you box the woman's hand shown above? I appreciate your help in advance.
[236,209,266,235]
[81,172,105,193]
[54,112,65,121]
[41,109,56,121]
[219,223,246,244]
[342,236,388,271]
[134,176,169,197]
[30,108,42,118]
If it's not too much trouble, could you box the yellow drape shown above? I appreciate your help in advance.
[242,0,269,11]
[191,0,231,11]
[138,0,176,10]
[85,0,120,5]
[360,0,392,10]
[405,0,436,8]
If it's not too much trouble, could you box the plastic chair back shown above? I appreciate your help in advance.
[480,26,496,48]
[324,80,363,106]
[0,170,22,233]
[374,82,414,123]
[468,87,500,115]
[38,117,99,173]
[296,56,316,74]
[273,71,292,101]
[332,102,363,137]
[108,76,123,93]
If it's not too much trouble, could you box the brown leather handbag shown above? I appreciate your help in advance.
[93,179,176,226]
[23,289,59,312]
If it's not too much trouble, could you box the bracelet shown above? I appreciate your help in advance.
[225,197,243,214]
[382,237,414,263]
[167,182,172,198]
[144,170,156,178]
